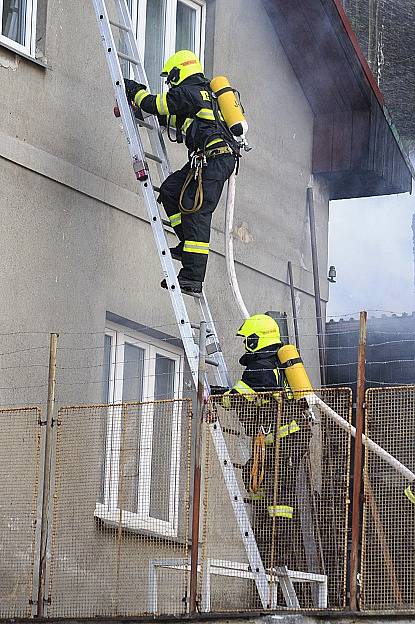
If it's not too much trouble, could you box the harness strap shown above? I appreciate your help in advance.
[205,145,232,158]
[179,147,233,214]
[279,357,303,369]
[179,165,204,214]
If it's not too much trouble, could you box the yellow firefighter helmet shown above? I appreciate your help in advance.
[160,50,203,86]
[236,314,282,353]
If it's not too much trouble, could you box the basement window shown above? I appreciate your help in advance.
[127,0,206,92]
[95,323,185,537]
[0,0,37,56]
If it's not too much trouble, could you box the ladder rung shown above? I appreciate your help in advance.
[145,151,163,164]
[109,19,131,32]
[207,343,220,356]
[117,51,139,65]
[183,291,202,299]
[206,357,219,367]
[191,323,212,332]
[137,119,154,130]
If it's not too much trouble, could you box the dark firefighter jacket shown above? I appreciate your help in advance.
[238,349,283,393]
[222,347,293,408]
[134,74,227,153]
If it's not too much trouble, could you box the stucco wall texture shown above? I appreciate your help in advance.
[0,0,330,615]
[0,0,328,410]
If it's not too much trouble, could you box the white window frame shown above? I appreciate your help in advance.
[95,324,185,537]
[0,0,37,57]
[133,0,206,84]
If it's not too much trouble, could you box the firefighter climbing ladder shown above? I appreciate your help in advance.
[91,0,280,609]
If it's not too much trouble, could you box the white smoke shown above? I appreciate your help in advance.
[328,188,415,318]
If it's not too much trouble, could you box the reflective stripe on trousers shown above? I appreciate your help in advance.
[183,240,209,255]
[267,504,293,518]
[278,419,300,438]
[169,212,182,228]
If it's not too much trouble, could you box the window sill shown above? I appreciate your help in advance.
[0,40,49,69]
[94,503,189,546]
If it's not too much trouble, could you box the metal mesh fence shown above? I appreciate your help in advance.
[48,400,192,617]
[4,388,415,616]
[201,388,351,612]
[361,385,415,611]
[0,407,41,617]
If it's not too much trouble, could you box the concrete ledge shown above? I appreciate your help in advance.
[0,132,323,300]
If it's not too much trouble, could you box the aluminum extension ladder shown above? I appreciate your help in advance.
[91,0,297,608]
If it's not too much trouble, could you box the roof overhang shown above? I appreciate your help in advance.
[262,0,414,200]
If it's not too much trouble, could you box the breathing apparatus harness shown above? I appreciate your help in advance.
[169,77,248,214]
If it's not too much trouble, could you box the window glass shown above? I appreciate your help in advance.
[149,355,175,521]
[154,353,175,400]
[100,334,113,502]
[175,1,196,52]
[119,0,134,77]
[121,342,145,512]
[122,342,145,402]
[144,0,166,92]
[2,0,27,45]
[101,325,183,534]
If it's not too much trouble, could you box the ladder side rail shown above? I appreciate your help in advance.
[198,296,231,387]
[92,0,199,386]
[209,420,270,608]
[114,0,171,181]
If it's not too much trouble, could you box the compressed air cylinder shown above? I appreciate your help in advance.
[277,344,313,400]
[210,75,248,137]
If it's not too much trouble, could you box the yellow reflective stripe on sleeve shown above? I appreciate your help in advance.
[134,89,150,107]
[196,108,216,121]
[156,93,169,115]
[182,118,193,133]
[183,240,209,255]
[169,212,182,228]
[267,505,294,519]
[405,484,415,504]
[278,419,300,439]
[232,379,257,402]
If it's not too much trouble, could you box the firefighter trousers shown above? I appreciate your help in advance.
[159,153,235,283]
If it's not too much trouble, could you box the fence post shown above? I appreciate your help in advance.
[307,187,326,385]
[350,311,367,610]
[35,332,58,617]
[189,321,207,614]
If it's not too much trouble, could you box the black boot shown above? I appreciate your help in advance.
[178,276,203,294]
[160,276,202,294]
[169,242,183,261]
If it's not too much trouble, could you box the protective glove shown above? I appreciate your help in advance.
[124,79,147,104]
